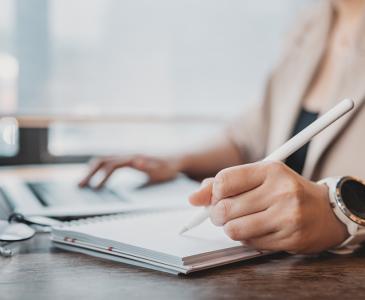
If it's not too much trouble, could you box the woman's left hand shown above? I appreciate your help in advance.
[189,161,349,254]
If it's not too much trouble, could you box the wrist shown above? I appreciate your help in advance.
[315,183,349,251]
[167,154,191,174]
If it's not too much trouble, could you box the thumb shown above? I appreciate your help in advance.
[189,178,214,206]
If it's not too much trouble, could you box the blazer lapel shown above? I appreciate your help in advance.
[302,16,365,178]
[267,2,333,154]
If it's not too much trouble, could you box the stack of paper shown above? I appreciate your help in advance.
[51,209,265,274]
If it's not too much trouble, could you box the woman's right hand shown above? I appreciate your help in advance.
[78,154,181,189]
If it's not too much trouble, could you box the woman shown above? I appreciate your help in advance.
[80,0,365,253]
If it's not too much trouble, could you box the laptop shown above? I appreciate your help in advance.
[0,164,199,219]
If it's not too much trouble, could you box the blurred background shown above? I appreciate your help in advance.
[0,0,313,163]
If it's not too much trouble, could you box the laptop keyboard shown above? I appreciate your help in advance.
[26,182,127,207]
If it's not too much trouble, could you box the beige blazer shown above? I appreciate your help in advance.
[228,0,365,181]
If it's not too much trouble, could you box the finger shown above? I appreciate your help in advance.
[210,187,269,226]
[212,162,267,203]
[223,209,276,241]
[132,156,160,171]
[131,157,163,178]
[93,158,141,189]
[78,159,106,187]
[131,157,171,184]
[94,164,118,189]
[243,204,298,251]
[245,231,286,251]
[189,178,214,206]
[246,233,304,253]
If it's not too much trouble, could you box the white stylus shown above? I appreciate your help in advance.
[179,98,355,235]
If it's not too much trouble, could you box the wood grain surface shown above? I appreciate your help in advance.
[1,233,365,300]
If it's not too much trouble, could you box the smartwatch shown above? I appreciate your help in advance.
[319,176,365,252]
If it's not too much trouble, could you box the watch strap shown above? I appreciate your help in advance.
[318,177,365,252]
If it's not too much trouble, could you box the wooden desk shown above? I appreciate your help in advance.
[1,233,365,300]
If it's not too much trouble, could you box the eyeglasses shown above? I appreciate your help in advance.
[0,213,62,256]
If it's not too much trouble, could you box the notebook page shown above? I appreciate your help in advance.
[59,209,252,259]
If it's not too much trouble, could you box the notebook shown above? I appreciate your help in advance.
[51,208,267,274]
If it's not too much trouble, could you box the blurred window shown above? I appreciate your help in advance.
[0,0,313,157]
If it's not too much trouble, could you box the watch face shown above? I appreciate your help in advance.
[340,179,365,219]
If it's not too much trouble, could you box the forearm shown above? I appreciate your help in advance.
[173,136,245,180]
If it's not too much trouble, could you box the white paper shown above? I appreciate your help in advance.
[57,209,256,259]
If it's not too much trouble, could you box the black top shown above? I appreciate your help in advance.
[285,108,319,174]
